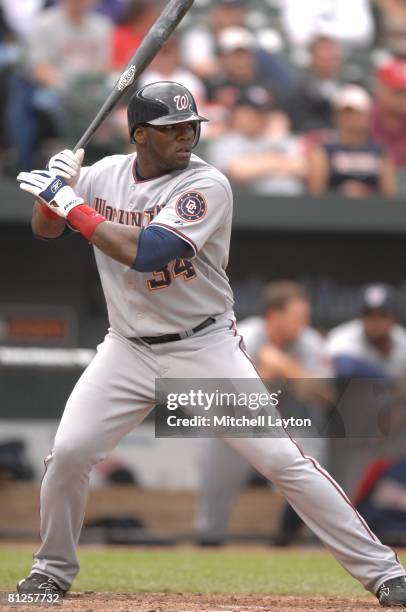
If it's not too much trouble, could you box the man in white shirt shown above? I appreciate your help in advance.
[280,0,374,52]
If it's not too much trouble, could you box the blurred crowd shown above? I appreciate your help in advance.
[1,0,406,197]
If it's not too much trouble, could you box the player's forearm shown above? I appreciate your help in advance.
[308,148,330,195]
[25,175,140,263]
[379,156,397,198]
[227,153,306,182]
[32,201,67,238]
[33,62,61,88]
[258,347,335,405]
[90,221,142,266]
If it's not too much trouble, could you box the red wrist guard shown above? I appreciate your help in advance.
[37,201,60,221]
[67,204,106,241]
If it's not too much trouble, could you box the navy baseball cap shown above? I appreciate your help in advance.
[234,83,272,108]
[360,284,397,314]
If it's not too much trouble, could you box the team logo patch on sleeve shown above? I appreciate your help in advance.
[175,191,207,222]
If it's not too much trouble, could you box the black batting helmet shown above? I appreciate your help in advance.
[127,81,209,147]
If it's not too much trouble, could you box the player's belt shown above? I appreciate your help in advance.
[138,317,216,345]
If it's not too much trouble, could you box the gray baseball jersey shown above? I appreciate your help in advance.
[25,6,112,85]
[325,319,406,376]
[75,153,234,337]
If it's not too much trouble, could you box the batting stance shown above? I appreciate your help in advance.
[16,82,406,607]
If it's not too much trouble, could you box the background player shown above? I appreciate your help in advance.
[326,284,406,378]
[15,81,406,607]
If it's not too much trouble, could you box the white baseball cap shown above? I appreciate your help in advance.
[333,85,372,112]
[218,27,255,53]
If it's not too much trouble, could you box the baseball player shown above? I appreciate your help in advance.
[196,280,331,547]
[325,284,406,378]
[16,81,406,607]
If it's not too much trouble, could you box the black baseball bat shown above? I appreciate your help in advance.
[73,0,194,152]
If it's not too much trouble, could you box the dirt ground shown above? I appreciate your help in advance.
[0,591,384,612]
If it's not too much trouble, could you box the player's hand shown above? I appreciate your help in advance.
[48,148,84,187]
[17,170,84,218]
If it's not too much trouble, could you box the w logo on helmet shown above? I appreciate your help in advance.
[174,94,191,111]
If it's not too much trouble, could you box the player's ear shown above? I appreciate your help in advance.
[134,126,147,145]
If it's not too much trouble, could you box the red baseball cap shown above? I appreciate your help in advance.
[376,58,406,90]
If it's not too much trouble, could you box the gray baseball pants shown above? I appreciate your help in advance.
[32,316,404,593]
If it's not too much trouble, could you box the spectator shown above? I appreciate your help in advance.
[26,0,112,88]
[0,1,52,168]
[181,0,247,78]
[280,0,374,54]
[138,36,206,111]
[373,0,406,58]
[0,3,20,158]
[284,36,345,133]
[112,0,159,71]
[8,0,113,169]
[0,0,51,42]
[196,281,332,547]
[206,93,307,196]
[182,2,294,92]
[325,284,406,378]
[308,85,397,198]
[205,27,264,107]
[371,57,406,169]
[204,26,290,115]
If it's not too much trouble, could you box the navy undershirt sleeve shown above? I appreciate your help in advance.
[132,225,193,272]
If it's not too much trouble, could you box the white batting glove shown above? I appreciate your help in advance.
[17,170,84,218]
[48,148,84,187]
